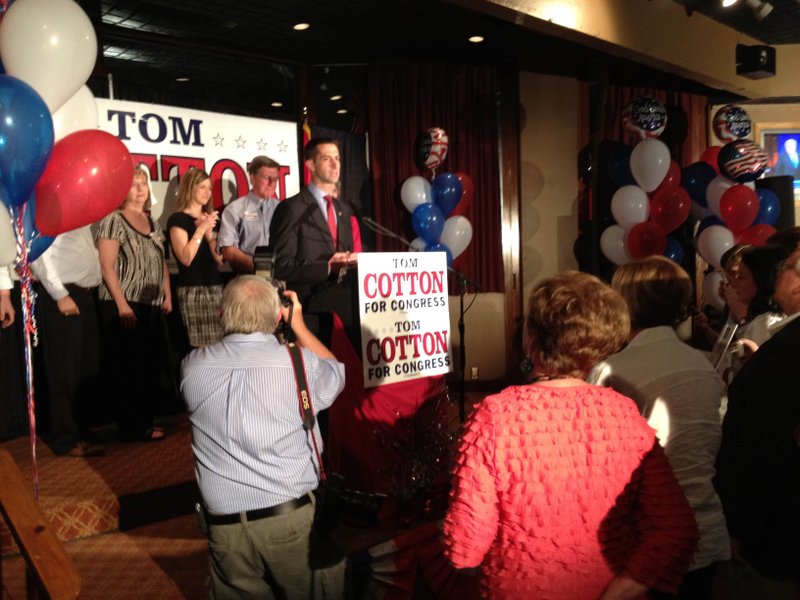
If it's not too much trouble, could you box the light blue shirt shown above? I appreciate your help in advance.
[307,182,337,225]
[218,192,279,256]
[181,332,344,513]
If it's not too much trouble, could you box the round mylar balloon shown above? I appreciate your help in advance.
[600,225,632,266]
[630,138,671,192]
[717,140,768,183]
[400,176,432,213]
[414,127,448,171]
[622,97,667,139]
[0,0,97,113]
[712,105,752,142]
[439,216,473,260]
[696,225,734,268]
[611,185,649,229]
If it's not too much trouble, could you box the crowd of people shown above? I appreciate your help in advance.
[1,137,798,598]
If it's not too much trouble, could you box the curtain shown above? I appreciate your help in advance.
[366,62,504,293]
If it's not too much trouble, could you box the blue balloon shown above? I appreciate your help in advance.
[607,143,635,187]
[753,188,780,226]
[663,237,684,263]
[424,241,453,267]
[0,75,54,209]
[697,215,725,236]
[411,203,445,245]
[431,172,463,217]
[13,192,55,262]
[681,162,716,207]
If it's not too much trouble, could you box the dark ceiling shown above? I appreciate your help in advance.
[677,0,800,45]
[81,0,797,129]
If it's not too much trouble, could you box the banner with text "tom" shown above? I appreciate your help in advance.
[358,252,452,388]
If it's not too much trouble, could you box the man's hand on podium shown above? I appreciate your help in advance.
[328,251,359,274]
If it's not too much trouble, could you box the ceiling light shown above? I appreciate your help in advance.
[721,0,738,6]
[271,101,283,108]
[329,94,342,101]
[468,35,484,43]
[336,109,347,115]
[745,0,773,20]
[293,22,310,31]
[175,77,190,82]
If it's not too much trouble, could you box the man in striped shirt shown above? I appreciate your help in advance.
[181,276,345,598]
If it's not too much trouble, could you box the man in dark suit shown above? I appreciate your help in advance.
[270,138,358,336]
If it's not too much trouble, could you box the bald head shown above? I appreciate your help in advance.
[220,276,280,335]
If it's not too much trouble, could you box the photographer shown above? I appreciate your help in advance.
[181,275,345,598]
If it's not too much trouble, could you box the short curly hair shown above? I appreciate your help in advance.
[611,256,692,330]
[524,271,630,378]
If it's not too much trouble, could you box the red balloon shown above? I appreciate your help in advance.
[626,222,667,259]
[737,223,777,246]
[654,160,681,193]
[450,172,473,217]
[718,185,758,235]
[650,185,691,234]
[700,146,722,174]
[35,131,134,236]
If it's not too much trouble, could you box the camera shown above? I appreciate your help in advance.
[253,246,291,307]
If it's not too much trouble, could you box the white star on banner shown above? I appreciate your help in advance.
[235,136,246,149]
[213,133,224,147]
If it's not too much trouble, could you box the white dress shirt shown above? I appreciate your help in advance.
[30,226,101,301]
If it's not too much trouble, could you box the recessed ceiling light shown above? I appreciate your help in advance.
[722,0,738,6]
[175,77,190,82]
[329,94,342,101]
[271,101,283,108]
[293,22,310,31]
[468,35,484,43]
[336,109,347,115]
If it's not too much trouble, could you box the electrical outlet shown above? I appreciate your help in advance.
[471,367,479,380]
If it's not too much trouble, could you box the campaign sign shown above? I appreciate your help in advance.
[96,99,300,223]
[358,252,452,388]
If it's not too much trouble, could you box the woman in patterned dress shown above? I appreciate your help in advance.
[167,169,224,348]
[97,167,172,441]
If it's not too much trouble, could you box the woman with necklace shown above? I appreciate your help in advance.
[97,167,172,441]
[443,271,698,599]
[167,169,223,348]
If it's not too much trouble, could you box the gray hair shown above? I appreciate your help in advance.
[220,276,280,335]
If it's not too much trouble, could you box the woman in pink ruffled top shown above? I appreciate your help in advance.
[443,272,698,599]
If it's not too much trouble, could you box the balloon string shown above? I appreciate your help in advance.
[13,207,40,499]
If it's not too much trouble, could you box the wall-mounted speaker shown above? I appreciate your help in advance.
[736,44,776,79]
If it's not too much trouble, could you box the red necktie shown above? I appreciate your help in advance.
[324,195,338,249]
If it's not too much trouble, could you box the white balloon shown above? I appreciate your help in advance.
[400,176,432,213]
[630,138,670,192]
[0,209,17,266]
[0,0,98,113]
[611,185,649,229]
[696,225,734,268]
[440,216,473,259]
[600,225,632,266]
[409,237,426,252]
[52,85,98,142]
[702,271,726,312]
[706,175,734,218]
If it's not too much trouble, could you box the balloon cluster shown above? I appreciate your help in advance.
[691,105,776,268]
[402,128,473,266]
[0,0,134,266]
[601,97,690,266]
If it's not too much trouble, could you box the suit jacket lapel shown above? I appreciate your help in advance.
[302,188,334,251]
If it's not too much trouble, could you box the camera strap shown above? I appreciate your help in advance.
[286,342,327,484]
